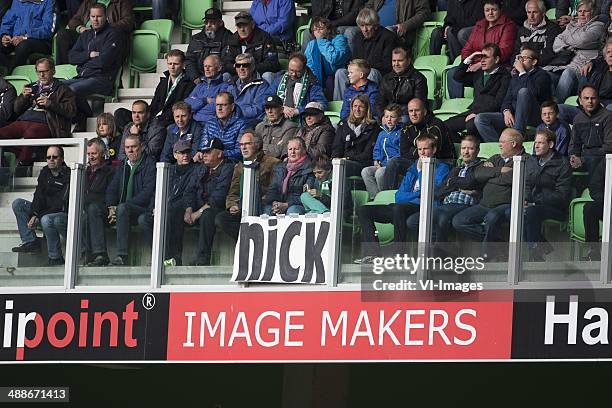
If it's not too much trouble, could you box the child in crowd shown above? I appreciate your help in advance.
[536,101,570,156]
[360,103,403,199]
[301,158,332,213]
[96,113,121,162]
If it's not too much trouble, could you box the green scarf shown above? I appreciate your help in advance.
[125,155,144,201]
[276,71,309,110]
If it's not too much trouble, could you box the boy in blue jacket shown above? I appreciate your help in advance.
[355,134,450,263]
[536,101,571,156]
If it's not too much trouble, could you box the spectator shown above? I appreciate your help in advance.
[0,0,56,71]
[227,53,274,128]
[197,92,248,161]
[430,0,483,60]
[142,140,197,266]
[105,134,156,266]
[361,103,403,199]
[215,130,280,240]
[263,137,315,215]
[81,138,114,266]
[185,8,234,81]
[447,0,516,98]
[0,75,15,127]
[355,134,450,263]
[557,0,609,27]
[452,128,530,260]
[338,59,379,119]
[553,0,606,103]
[375,47,428,119]
[0,58,76,166]
[224,12,281,84]
[183,138,234,266]
[332,93,381,177]
[11,146,70,265]
[300,158,333,213]
[537,101,571,155]
[271,52,328,119]
[524,128,572,261]
[568,85,612,174]
[118,100,166,161]
[255,95,299,159]
[185,55,231,124]
[583,157,604,260]
[58,0,134,65]
[95,112,121,162]
[475,45,551,141]
[304,17,351,96]
[294,101,335,160]
[583,38,612,110]
[160,102,203,163]
[249,0,295,42]
[445,43,511,141]
[333,7,398,101]
[365,0,430,48]
[384,98,455,189]
[66,4,126,131]
[306,0,365,49]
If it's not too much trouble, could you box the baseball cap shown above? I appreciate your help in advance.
[235,11,253,25]
[173,139,192,153]
[200,138,225,152]
[203,8,222,21]
[302,101,325,116]
[264,95,283,108]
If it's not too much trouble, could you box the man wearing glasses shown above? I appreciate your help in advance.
[11,146,70,266]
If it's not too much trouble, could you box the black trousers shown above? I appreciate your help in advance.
[0,38,51,72]
[194,207,224,264]
[382,157,415,190]
[215,210,241,242]
[358,203,420,255]
[444,113,480,142]
[584,200,603,244]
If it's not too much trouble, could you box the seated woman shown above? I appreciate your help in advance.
[554,0,607,103]
[262,137,315,216]
[332,94,381,178]
[304,17,352,98]
[295,101,335,160]
[95,112,121,162]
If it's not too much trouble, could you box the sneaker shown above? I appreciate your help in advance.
[87,254,109,267]
[48,257,65,266]
[354,256,377,264]
[111,255,129,266]
[12,239,41,253]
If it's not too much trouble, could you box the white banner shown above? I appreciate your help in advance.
[231,214,331,284]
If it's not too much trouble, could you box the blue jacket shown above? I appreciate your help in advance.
[501,67,551,113]
[340,80,379,120]
[198,107,248,159]
[0,0,56,40]
[184,160,235,210]
[228,74,274,128]
[265,157,316,207]
[372,124,402,166]
[69,24,124,80]
[184,74,230,123]
[270,70,328,113]
[536,120,571,156]
[105,154,157,208]
[305,34,351,85]
[395,161,450,206]
[249,0,295,41]
[160,120,204,163]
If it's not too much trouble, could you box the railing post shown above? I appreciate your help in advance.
[64,163,84,290]
[151,163,170,289]
[328,159,346,287]
[417,158,436,281]
[508,155,526,285]
[600,154,612,283]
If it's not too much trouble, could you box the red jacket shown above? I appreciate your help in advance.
[461,14,517,64]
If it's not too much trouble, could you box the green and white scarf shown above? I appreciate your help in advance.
[276,70,309,109]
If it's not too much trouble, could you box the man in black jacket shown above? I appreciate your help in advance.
[512,0,563,67]
[445,43,511,140]
[185,8,234,82]
[66,4,125,131]
[430,0,483,60]
[375,47,428,118]
[584,39,612,109]
[117,100,167,161]
[11,146,70,265]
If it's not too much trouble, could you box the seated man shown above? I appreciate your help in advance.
[57,0,134,65]
[474,45,551,141]
[185,8,233,81]
[160,102,203,164]
[183,138,234,266]
[105,134,156,266]
[333,8,398,101]
[0,58,76,165]
[384,98,455,189]
[512,0,562,68]
[523,128,572,261]
[184,55,230,124]
[429,0,483,60]
[355,134,450,263]
[224,12,281,85]
[375,47,427,119]
[0,0,56,71]
[445,43,511,141]
[537,101,571,156]
[197,92,248,161]
[339,59,379,120]
[227,53,274,128]
[452,128,530,260]
[255,95,299,159]
[11,146,70,265]
[215,130,280,241]
[82,138,115,266]
[271,52,328,121]
[583,38,612,110]
[66,4,125,131]
[118,100,166,161]
[249,0,295,42]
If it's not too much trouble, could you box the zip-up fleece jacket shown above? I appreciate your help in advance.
[31,163,70,217]
[228,74,274,127]
[184,73,231,123]
[0,0,56,39]
[569,104,612,158]
[372,123,402,166]
[68,23,124,80]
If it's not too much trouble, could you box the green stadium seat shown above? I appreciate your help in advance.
[11,65,37,82]
[5,75,30,94]
[416,67,437,109]
[442,56,462,100]
[296,23,309,45]
[54,64,78,80]
[433,109,460,121]
[325,111,341,126]
[413,55,449,82]
[180,0,212,42]
[327,100,343,113]
[546,8,556,20]
[413,22,443,59]
[141,19,174,55]
[523,141,534,153]
[439,97,472,112]
[569,189,602,244]
[430,11,447,22]
[365,190,397,246]
[129,30,161,87]
[478,142,499,160]
[564,95,578,106]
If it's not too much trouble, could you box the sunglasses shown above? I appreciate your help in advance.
[234,63,251,68]
[46,155,59,160]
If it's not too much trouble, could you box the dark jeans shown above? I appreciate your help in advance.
[0,38,51,72]
[0,120,52,163]
[523,204,566,246]
[115,202,148,256]
[383,157,415,190]
[407,203,470,242]
[358,203,420,255]
[584,200,603,243]
[444,113,479,142]
[194,207,224,264]
[452,203,511,255]
[215,210,241,242]
[83,201,108,256]
[64,77,114,120]
[140,205,186,262]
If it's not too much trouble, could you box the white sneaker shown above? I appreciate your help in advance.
[354,255,377,264]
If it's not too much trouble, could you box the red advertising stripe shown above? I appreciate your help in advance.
[167,291,513,361]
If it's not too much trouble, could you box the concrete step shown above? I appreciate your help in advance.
[174,43,187,53]
[223,1,251,11]
[119,87,156,100]
[0,266,64,287]
[72,131,98,139]
[13,177,37,189]
[139,73,163,88]
[0,192,33,208]
[156,58,166,74]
